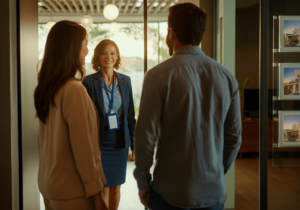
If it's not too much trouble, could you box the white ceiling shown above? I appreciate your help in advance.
[38,0,177,23]
[38,0,261,23]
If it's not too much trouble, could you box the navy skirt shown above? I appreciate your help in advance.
[101,126,128,187]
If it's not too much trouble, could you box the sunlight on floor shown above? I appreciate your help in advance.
[119,161,145,210]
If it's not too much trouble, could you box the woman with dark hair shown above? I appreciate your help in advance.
[34,21,107,210]
[83,39,136,210]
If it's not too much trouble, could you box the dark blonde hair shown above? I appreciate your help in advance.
[34,20,86,123]
[91,39,121,71]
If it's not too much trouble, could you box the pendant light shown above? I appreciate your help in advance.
[81,6,93,27]
[103,3,119,21]
[46,12,56,32]
[81,14,93,27]
[109,21,120,33]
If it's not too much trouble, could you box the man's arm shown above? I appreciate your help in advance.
[223,80,242,174]
[134,71,163,190]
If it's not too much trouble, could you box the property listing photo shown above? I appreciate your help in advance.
[278,111,300,147]
[279,16,300,52]
[278,63,300,100]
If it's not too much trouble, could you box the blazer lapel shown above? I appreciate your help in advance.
[116,72,128,116]
[93,72,105,116]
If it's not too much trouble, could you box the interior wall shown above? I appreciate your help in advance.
[235,4,260,90]
[20,0,40,209]
[0,0,19,209]
[216,0,236,209]
[235,3,274,90]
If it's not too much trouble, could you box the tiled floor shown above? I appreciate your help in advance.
[40,161,146,210]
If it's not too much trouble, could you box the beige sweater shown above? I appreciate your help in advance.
[38,79,106,200]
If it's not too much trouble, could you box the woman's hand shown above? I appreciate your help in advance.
[130,150,135,161]
[93,191,108,210]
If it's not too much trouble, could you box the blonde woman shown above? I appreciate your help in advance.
[83,39,136,210]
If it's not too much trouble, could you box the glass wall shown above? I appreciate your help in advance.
[268,0,300,209]
[38,21,170,209]
[234,0,300,209]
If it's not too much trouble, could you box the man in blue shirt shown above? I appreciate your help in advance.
[134,3,242,210]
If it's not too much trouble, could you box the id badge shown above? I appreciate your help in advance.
[107,113,120,130]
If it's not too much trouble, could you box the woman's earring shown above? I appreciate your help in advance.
[98,66,100,71]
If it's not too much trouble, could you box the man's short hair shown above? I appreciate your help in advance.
[168,3,207,45]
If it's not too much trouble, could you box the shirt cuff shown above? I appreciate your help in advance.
[133,168,152,190]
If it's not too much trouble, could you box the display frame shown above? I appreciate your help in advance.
[279,16,300,52]
[278,110,300,147]
[278,63,300,100]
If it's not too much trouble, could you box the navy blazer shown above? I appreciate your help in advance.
[82,71,136,150]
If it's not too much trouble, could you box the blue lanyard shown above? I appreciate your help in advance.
[102,77,114,113]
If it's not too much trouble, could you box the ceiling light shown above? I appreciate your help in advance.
[109,22,120,33]
[46,12,55,32]
[81,14,93,27]
[46,21,56,31]
[103,4,119,21]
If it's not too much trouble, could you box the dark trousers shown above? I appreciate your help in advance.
[148,188,224,210]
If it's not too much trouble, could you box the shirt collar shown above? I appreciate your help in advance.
[173,46,205,57]
[101,76,118,91]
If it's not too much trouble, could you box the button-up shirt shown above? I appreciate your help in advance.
[101,77,123,125]
[134,46,242,208]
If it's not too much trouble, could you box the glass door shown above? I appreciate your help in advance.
[37,0,175,209]
[268,0,300,209]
